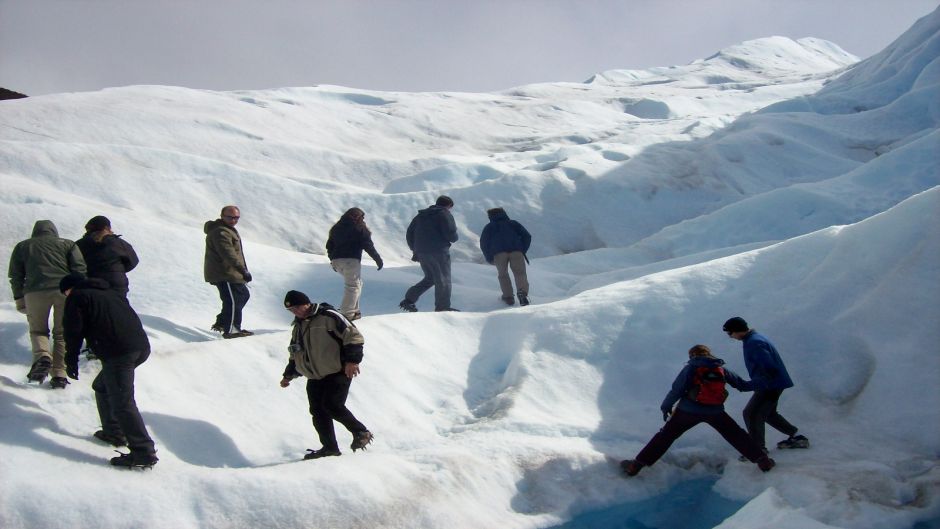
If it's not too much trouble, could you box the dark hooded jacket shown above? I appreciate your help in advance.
[479,209,531,264]
[661,356,751,415]
[406,205,458,254]
[76,231,139,294]
[741,331,794,391]
[203,219,249,284]
[326,217,382,263]
[63,277,150,363]
[8,220,86,299]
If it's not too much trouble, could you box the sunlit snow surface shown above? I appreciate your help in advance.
[1,9,939,529]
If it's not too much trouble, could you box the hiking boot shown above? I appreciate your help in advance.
[399,300,418,313]
[502,296,515,306]
[49,377,70,389]
[434,308,460,312]
[210,323,224,333]
[518,294,530,306]
[27,357,52,383]
[303,448,342,460]
[348,312,362,321]
[777,434,809,449]
[110,451,158,469]
[739,447,768,462]
[222,330,252,339]
[94,430,128,447]
[620,459,643,477]
[235,328,254,336]
[351,430,374,452]
[757,455,776,472]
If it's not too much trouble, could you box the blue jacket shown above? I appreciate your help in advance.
[662,356,751,415]
[479,210,531,263]
[406,205,458,254]
[741,331,794,391]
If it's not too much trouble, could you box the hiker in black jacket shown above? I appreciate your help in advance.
[326,208,383,321]
[620,345,774,477]
[60,273,158,468]
[400,195,459,312]
[76,215,139,298]
[479,207,532,306]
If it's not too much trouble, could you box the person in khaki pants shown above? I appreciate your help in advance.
[479,207,532,306]
[8,220,86,386]
[325,208,383,321]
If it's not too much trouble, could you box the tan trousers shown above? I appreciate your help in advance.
[24,289,67,378]
[494,251,529,300]
[331,258,362,318]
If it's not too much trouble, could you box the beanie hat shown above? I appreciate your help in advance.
[59,273,86,293]
[723,317,749,333]
[284,290,311,308]
[435,195,454,208]
[84,215,111,232]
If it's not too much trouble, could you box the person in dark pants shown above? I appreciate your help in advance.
[204,205,253,338]
[75,215,139,299]
[279,290,373,460]
[60,273,158,468]
[723,317,809,451]
[621,345,775,477]
[400,195,459,312]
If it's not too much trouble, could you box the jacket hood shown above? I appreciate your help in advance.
[204,219,233,234]
[31,220,59,237]
[487,209,509,221]
[417,205,449,217]
[688,356,725,368]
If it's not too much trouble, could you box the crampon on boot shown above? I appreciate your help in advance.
[26,357,52,384]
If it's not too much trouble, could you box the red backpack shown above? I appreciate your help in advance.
[688,366,729,405]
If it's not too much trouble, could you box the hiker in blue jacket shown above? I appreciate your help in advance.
[621,344,774,477]
[723,316,808,452]
[479,207,532,306]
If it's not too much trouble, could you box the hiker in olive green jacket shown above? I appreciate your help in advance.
[8,220,86,386]
[204,205,253,338]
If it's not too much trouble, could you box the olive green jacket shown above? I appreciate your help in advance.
[203,219,249,284]
[283,304,364,381]
[8,220,87,299]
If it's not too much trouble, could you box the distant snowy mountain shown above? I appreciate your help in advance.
[0,7,938,529]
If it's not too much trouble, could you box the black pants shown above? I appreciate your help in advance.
[92,350,155,456]
[306,372,367,452]
[743,389,798,450]
[635,409,765,466]
[404,251,452,311]
[215,282,250,333]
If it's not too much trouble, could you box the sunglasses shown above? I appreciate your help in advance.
[224,215,240,220]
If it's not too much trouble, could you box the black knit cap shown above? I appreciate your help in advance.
[284,290,311,308]
[84,215,111,232]
[59,273,86,293]
[723,317,749,333]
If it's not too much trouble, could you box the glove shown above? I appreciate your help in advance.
[15,298,27,314]
[66,353,80,380]
[242,270,253,282]
[375,257,384,271]
[411,254,419,262]
[662,410,671,422]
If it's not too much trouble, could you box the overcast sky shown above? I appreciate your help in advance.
[1,0,936,96]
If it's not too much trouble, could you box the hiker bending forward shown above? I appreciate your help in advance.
[280,290,373,460]
[621,345,774,476]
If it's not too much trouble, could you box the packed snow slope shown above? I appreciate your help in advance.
[0,8,938,529]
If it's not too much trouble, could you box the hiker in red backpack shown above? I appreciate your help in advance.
[621,345,775,477]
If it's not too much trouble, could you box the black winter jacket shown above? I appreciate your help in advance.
[326,218,382,263]
[76,232,139,294]
[406,205,458,254]
[479,210,531,263]
[63,278,150,363]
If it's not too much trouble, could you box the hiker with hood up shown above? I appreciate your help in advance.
[479,207,532,306]
[326,207,383,321]
[8,220,86,387]
[399,195,459,312]
[76,215,139,299]
[620,344,775,477]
